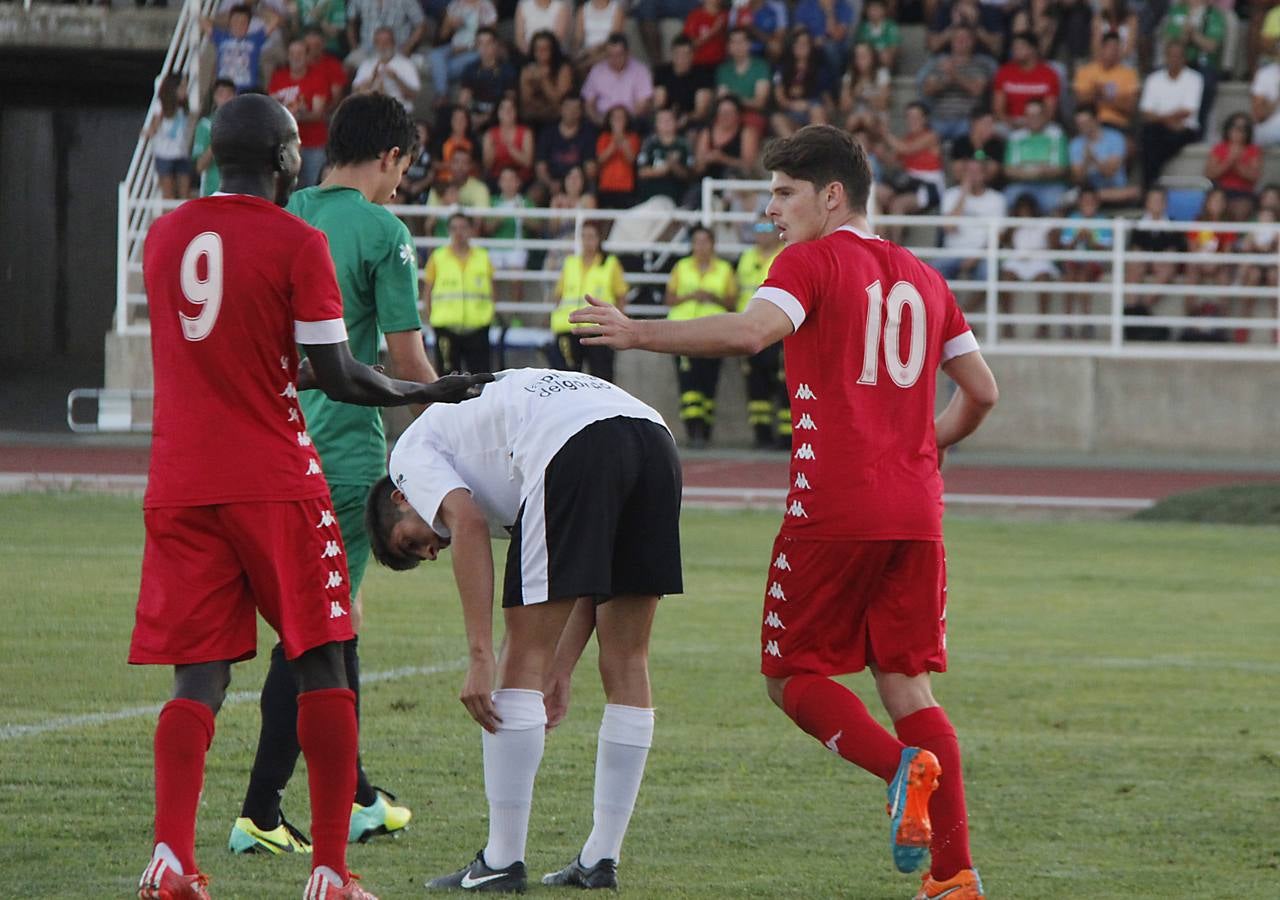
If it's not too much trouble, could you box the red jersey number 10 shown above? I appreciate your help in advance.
[857,279,926,388]
[179,231,224,342]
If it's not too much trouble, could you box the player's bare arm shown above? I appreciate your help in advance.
[439,488,503,733]
[935,350,999,451]
[385,328,439,417]
[302,340,492,406]
[570,294,793,357]
[543,597,597,729]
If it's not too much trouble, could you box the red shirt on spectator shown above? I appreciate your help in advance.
[993,62,1060,120]
[1208,142,1262,194]
[684,5,729,68]
[309,51,349,100]
[596,130,640,193]
[268,67,331,148]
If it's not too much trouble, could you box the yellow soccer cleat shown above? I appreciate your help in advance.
[349,787,412,843]
[228,815,312,855]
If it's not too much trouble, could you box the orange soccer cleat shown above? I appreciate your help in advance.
[886,747,942,873]
[913,867,985,900]
[303,869,379,900]
[138,857,211,899]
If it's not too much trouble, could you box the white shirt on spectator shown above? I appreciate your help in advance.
[518,0,568,39]
[1250,63,1280,141]
[1139,66,1203,132]
[354,53,422,113]
[941,186,1007,250]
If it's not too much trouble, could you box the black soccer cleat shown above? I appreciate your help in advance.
[541,855,619,890]
[425,850,528,893]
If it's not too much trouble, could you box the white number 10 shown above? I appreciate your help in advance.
[179,231,224,342]
[857,279,926,388]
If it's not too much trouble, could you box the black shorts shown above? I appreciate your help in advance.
[502,416,684,607]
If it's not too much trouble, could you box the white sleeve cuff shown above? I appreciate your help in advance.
[294,318,348,345]
[755,286,805,331]
[942,330,980,362]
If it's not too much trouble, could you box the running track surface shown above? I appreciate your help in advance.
[2,442,1277,510]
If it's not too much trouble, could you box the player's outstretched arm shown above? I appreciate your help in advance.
[936,350,999,451]
[569,294,793,357]
[302,340,492,406]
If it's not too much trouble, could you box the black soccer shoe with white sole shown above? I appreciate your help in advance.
[425,851,527,893]
[541,855,619,889]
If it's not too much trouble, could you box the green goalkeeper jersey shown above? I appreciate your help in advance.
[289,185,423,486]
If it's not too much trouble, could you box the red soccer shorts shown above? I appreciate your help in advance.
[129,497,354,665]
[759,535,948,679]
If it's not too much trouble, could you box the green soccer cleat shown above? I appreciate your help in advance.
[228,814,312,855]
[349,787,412,843]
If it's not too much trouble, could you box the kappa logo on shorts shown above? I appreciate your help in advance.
[795,383,816,400]
[324,570,344,589]
[794,443,815,461]
[329,601,347,619]
[773,552,790,571]
[787,500,808,518]
[794,472,811,490]
[764,610,785,629]
[316,509,336,528]
[296,431,312,447]
[288,408,301,423]
[824,730,843,754]
[796,413,817,431]
[281,382,298,399]
[306,459,322,475]
[321,540,343,559]
[764,639,782,657]
[767,581,787,601]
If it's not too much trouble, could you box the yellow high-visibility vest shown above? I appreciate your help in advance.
[735,245,782,312]
[427,245,494,332]
[667,256,734,321]
[551,254,627,334]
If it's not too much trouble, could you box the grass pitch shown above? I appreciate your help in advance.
[1,492,1278,898]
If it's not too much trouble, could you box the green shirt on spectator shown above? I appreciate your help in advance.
[1162,3,1225,70]
[855,19,900,51]
[298,0,348,54]
[191,116,219,197]
[1005,124,1069,178]
[715,57,771,104]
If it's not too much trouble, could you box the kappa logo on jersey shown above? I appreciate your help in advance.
[321,540,343,559]
[317,509,337,528]
[281,382,298,399]
[794,443,815,460]
[794,472,812,490]
[764,640,782,658]
[767,581,786,601]
[794,383,816,400]
[824,730,843,754]
[787,499,808,518]
[306,458,322,475]
[329,601,347,619]
[325,570,344,590]
[288,408,301,423]
[764,610,785,629]
[279,355,290,371]
[296,431,312,447]
[796,413,817,431]
[773,552,790,571]
[399,242,415,266]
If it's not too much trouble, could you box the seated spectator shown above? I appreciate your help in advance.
[792,0,855,74]
[1125,187,1185,339]
[203,5,279,93]
[581,33,654,127]
[877,101,946,242]
[147,74,193,201]
[1206,113,1263,220]
[950,107,1005,188]
[292,0,347,58]
[534,94,599,195]
[1055,187,1113,338]
[1138,40,1203,187]
[1091,0,1138,65]
[544,164,599,273]
[428,0,499,105]
[927,0,1002,58]
[459,28,517,131]
[731,0,788,62]
[303,25,349,107]
[717,28,773,124]
[486,167,536,304]
[427,146,492,208]
[353,27,422,114]
[655,36,715,128]
[399,120,436,204]
[918,26,996,143]
[515,0,572,58]
[438,104,478,178]
[697,95,761,178]
[637,106,696,203]
[685,0,730,75]
[993,32,1061,129]
[345,0,428,71]
[520,31,576,129]
[1053,0,1094,62]
[1001,192,1059,339]
[1004,98,1070,215]
[1073,31,1141,132]
[269,39,333,187]
[632,0,701,66]
[770,27,832,138]
[1250,56,1280,146]
[1007,0,1060,62]
[574,0,626,72]
[483,96,535,186]
[1070,104,1139,207]
[596,106,641,208]
[839,41,891,137]
[1181,186,1236,342]
[934,157,1007,285]
[1162,0,1224,131]
[856,0,900,71]
[192,78,237,197]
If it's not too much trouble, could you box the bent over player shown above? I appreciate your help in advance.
[129,93,489,900]
[365,367,683,893]
[570,125,999,900]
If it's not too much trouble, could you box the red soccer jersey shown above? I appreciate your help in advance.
[143,194,348,508]
[756,225,978,540]
[993,62,1061,119]
[268,66,330,148]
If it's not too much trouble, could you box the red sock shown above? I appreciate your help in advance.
[298,687,357,881]
[153,699,215,874]
[782,674,904,782]
[895,706,972,881]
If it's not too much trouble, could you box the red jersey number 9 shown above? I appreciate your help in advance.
[179,231,224,342]
[857,279,926,388]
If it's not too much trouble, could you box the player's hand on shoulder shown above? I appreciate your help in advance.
[418,372,495,404]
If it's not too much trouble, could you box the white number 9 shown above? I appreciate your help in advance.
[179,231,224,342]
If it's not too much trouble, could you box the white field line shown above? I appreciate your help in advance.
[682,486,1154,510]
[0,658,467,742]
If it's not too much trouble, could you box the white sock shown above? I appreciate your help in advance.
[579,705,654,868]
[482,689,547,869]
[152,842,183,876]
[311,865,343,887]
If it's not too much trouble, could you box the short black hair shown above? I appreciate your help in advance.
[365,476,421,571]
[671,34,692,48]
[761,124,872,214]
[228,4,251,18]
[327,93,418,167]
[476,25,497,41]
[606,32,628,49]
[1074,103,1097,119]
[212,77,237,94]
[212,93,296,176]
[689,224,715,243]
